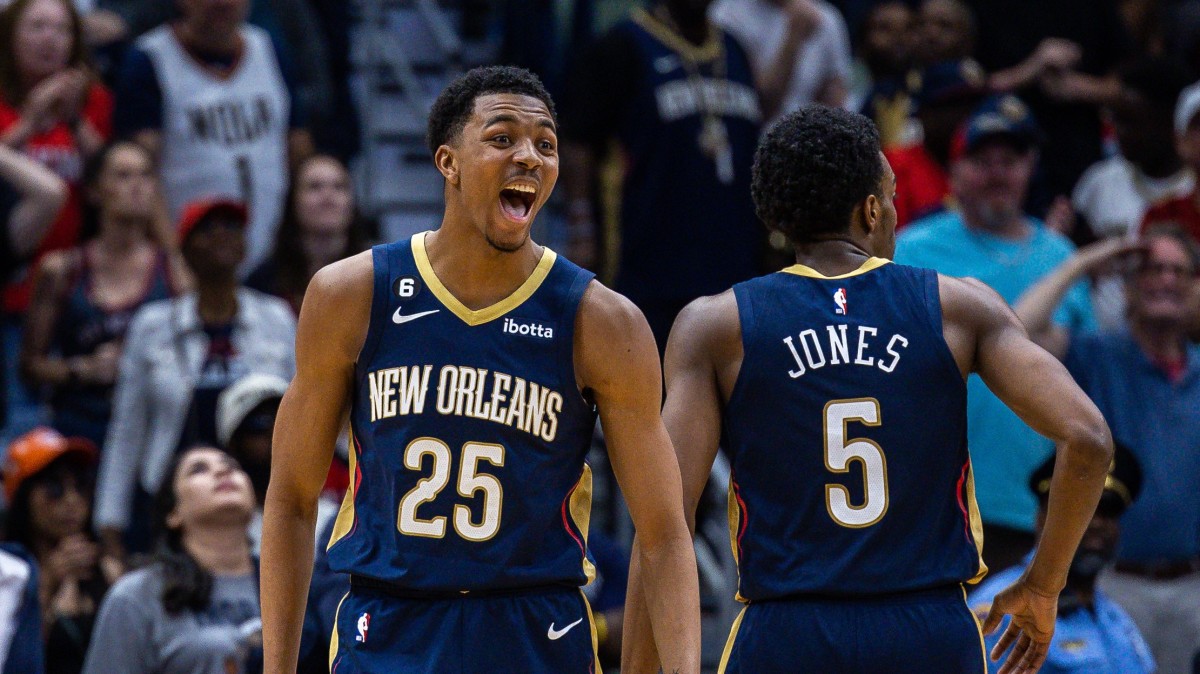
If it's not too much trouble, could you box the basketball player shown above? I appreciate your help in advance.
[261,67,700,674]
[623,106,1113,674]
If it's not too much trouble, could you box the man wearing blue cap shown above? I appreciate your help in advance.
[896,93,1097,573]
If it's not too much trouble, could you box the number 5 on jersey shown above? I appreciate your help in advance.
[397,438,505,541]
[824,398,888,528]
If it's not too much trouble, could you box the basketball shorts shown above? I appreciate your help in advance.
[719,584,987,673]
[328,582,600,673]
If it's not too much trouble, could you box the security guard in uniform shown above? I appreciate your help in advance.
[969,444,1155,674]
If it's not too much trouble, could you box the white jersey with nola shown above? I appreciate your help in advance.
[138,24,290,275]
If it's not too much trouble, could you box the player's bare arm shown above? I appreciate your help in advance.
[575,282,702,674]
[261,252,372,674]
[941,275,1113,674]
[622,291,741,673]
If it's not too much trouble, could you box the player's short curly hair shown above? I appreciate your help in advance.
[426,65,556,155]
[751,106,884,245]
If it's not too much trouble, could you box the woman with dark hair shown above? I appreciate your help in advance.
[247,154,370,313]
[20,141,186,445]
[0,0,112,311]
[3,427,115,674]
[82,445,262,674]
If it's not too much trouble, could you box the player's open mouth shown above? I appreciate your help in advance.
[499,183,537,222]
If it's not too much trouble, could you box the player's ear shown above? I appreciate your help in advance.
[862,193,881,237]
[435,145,460,185]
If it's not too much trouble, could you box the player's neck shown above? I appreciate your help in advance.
[791,239,876,276]
[423,223,543,310]
[181,524,253,576]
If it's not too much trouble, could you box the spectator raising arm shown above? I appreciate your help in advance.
[1014,238,1144,358]
[0,144,67,259]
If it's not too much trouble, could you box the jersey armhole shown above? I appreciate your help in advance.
[560,268,597,407]
[725,285,753,411]
[355,244,390,369]
[922,269,966,386]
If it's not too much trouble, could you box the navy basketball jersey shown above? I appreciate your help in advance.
[608,9,763,301]
[724,258,985,601]
[327,233,599,592]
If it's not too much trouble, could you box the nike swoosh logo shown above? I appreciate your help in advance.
[392,307,440,324]
[547,617,583,640]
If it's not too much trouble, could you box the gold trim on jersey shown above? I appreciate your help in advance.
[569,464,598,584]
[327,432,361,550]
[781,256,892,280]
[726,478,747,603]
[580,589,603,673]
[630,7,723,63]
[960,584,988,670]
[411,231,557,326]
[717,605,748,674]
[328,591,348,670]
[965,461,988,583]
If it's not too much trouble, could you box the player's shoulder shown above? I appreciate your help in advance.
[306,249,374,306]
[577,279,647,339]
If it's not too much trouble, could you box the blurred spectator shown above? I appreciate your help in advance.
[246,154,370,314]
[83,446,266,674]
[885,58,989,227]
[1141,79,1200,244]
[1073,57,1192,331]
[0,0,113,312]
[1073,57,1193,241]
[916,0,976,64]
[0,144,66,433]
[969,443,1155,674]
[93,199,295,560]
[215,372,340,555]
[561,0,764,347]
[852,1,917,147]
[3,428,115,674]
[1014,229,1200,674]
[972,0,1132,207]
[895,94,1096,574]
[710,0,852,121]
[0,541,43,674]
[19,141,186,445]
[113,0,314,276]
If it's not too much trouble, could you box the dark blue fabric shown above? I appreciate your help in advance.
[328,238,599,591]
[329,586,597,673]
[1065,330,1200,562]
[0,543,44,674]
[721,585,986,673]
[724,262,980,599]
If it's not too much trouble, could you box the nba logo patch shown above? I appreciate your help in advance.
[356,612,371,643]
[833,288,848,315]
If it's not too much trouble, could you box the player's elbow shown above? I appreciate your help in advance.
[1059,411,1114,475]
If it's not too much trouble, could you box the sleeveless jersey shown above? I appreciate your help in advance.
[724,259,985,601]
[52,248,173,423]
[137,24,289,275]
[327,233,599,591]
[607,10,763,302]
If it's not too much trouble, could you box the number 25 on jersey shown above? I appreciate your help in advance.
[397,437,505,542]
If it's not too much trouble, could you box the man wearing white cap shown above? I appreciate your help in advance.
[1141,77,1200,245]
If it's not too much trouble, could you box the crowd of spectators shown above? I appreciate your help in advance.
[0,0,1198,672]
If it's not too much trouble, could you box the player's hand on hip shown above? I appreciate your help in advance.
[981,580,1057,674]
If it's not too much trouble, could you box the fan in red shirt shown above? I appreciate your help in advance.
[885,58,988,229]
[1141,80,1200,245]
[0,0,112,312]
